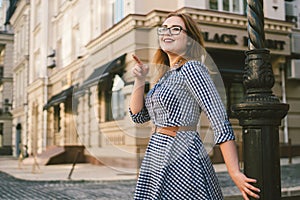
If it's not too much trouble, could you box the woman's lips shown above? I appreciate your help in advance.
[163,38,174,43]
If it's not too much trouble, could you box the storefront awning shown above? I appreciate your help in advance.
[83,53,126,88]
[74,53,126,96]
[43,86,74,110]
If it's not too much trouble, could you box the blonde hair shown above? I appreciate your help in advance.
[152,12,206,83]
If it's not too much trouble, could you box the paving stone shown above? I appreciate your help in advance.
[1,163,300,199]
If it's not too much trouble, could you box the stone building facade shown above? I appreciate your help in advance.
[0,0,13,156]
[2,0,300,168]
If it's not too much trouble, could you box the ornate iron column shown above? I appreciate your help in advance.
[232,0,289,199]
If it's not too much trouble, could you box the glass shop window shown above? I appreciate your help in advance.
[54,105,61,132]
[98,74,126,122]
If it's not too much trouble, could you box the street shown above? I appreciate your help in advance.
[1,163,299,199]
[0,171,136,200]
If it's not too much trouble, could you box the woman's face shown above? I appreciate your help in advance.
[158,16,188,56]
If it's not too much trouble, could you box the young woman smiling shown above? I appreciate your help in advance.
[129,12,260,200]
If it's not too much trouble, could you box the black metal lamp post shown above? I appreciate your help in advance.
[232,0,289,199]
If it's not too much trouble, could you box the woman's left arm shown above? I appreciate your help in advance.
[220,140,260,200]
[181,61,260,199]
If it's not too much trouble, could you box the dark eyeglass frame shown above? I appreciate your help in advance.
[157,25,187,36]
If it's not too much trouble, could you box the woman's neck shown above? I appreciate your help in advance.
[169,56,183,69]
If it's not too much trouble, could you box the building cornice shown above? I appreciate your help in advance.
[0,33,14,42]
[86,7,293,52]
[180,7,293,34]
[27,78,47,94]
[47,58,84,87]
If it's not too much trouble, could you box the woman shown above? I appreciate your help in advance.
[129,12,260,200]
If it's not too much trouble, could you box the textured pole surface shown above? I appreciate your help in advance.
[232,0,289,199]
[247,0,265,50]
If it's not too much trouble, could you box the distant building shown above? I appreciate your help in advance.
[0,0,13,156]
[2,0,300,168]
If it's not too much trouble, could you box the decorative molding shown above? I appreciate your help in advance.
[181,7,292,33]
[87,7,293,51]
[232,103,289,126]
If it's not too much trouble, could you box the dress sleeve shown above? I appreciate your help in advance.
[129,105,151,124]
[181,61,235,144]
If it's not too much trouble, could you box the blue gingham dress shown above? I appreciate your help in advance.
[129,60,235,200]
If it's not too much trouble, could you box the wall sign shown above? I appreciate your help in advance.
[203,32,238,45]
[203,32,286,50]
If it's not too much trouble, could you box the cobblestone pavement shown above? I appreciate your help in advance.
[1,163,299,200]
[0,171,136,200]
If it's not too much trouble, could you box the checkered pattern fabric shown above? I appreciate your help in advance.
[130,60,235,199]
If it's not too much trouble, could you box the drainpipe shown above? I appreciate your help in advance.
[43,80,48,151]
[280,63,289,144]
[43,0,49,151]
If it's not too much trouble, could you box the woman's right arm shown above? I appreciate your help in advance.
[129,55,149,114]
[130,78,147,114]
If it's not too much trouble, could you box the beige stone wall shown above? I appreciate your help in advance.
[26,80,45,154]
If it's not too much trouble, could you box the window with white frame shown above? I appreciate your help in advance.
[33,0,41,28]
[15,67,25,107]
[33,51,40,80]
[112,0,124,24]
[209,0,246,14]
[56,39,62,68]
[15,25,26,62]
[92,0,101,36]
[72,25,80,60]
[15,29,20,59]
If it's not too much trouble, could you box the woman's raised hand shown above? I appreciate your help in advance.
[132,54,149,80]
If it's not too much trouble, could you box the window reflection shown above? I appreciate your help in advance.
[111,74,125,120]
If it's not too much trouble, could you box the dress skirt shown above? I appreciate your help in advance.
[134,131,224,200]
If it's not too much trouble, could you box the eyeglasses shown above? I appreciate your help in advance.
[157,26,187,35]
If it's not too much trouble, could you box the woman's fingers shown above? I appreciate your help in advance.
[244,186,260,199]
[242,177,260,199]
[245,177,257,183]
[232,172,260,200]
[132,54,143,65]
[245,177,260,192]
[131,54,149,79]
[242,191,249,200]
[132,67,142,76]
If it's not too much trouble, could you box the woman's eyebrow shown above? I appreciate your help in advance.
[161,25,182,28]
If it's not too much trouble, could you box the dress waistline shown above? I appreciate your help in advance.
[152,125,197,137]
